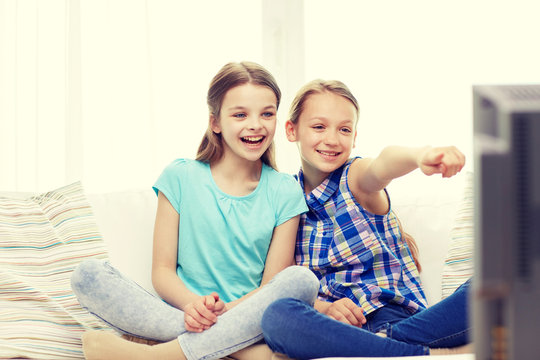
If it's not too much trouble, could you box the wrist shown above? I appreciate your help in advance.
[415,146,432,167]
[314,299,331,314]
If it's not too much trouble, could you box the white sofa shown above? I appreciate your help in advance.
[87,171,473,360]
[0,171,473,359]
[88,171,468,306]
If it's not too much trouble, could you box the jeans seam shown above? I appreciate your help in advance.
[424,327,471,348]
[86,310,160,340]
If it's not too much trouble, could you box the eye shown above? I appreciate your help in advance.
[232,113,247,119]
[312,125,325,130]
[262,111,275,118]
[340,127,352,134]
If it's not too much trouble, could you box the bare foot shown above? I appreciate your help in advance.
[229,343,273,360]
[82,330,152,360]
[82,330,187,360]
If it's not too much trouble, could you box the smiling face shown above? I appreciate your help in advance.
[211,83,277,164]
[286,91,357,184]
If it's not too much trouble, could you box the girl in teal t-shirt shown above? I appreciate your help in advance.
[71,62,319,360]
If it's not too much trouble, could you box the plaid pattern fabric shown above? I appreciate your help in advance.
[295,158,428,315]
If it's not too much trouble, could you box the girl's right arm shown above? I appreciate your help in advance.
[152,191,224,332]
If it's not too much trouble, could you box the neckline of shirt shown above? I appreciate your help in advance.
[204,162,267,200]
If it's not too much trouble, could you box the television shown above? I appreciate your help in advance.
[473,84,540,360]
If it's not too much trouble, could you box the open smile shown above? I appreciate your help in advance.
[241,136,266,145]
[317,150,341,157]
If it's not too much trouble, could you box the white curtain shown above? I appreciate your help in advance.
[1,0,71,192]
[1,0,277,192]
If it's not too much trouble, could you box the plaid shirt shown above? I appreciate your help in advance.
[295,158,428,315]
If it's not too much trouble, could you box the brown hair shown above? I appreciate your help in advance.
[289,78,422,271]
[196,61,281,170]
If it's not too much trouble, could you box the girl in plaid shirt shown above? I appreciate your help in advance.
[261,79,472,358]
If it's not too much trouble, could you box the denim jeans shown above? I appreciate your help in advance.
[71,259,319,360]
[262,279,471,359]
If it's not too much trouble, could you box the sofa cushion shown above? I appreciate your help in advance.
[0,182,111,359]
[87,188,157,294]
[388,171,465,306]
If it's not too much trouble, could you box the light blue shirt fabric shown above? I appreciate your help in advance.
[153,159,308,302]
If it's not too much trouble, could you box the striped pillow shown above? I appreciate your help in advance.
[441,172,474,299]
[0,182,111,359]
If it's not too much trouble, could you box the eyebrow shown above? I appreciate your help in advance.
[227,105,277,111]
[308,116,354,125]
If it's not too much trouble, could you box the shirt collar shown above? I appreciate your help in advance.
[297,164,344,206]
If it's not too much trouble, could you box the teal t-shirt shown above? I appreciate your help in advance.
[153,159,307,302]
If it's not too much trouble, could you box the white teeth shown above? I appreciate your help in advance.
[242,136,264,143]
[318,150,339,156]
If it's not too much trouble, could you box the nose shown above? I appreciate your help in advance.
[247,115,263,130]
[324,130,339,146]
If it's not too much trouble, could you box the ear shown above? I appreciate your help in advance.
[210,115,221,134]
[285,120,298,142]
[352,129,357,148]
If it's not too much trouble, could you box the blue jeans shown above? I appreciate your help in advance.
[262,279,471,359]
[71,259,319,360]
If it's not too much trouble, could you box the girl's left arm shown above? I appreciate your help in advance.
[224,215,299,309]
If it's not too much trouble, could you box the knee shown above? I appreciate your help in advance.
[280,266,320,304]
[454,278,472,300]
[294,266,320,302]
[71,258,107,295]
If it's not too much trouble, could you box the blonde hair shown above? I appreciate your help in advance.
[288,79,359,125]
[397,218,422,272]
[196,61,281,170]
[290,78,422,271]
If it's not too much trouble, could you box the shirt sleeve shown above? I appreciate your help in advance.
[152,159,187,213]
[274,173,308,226]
